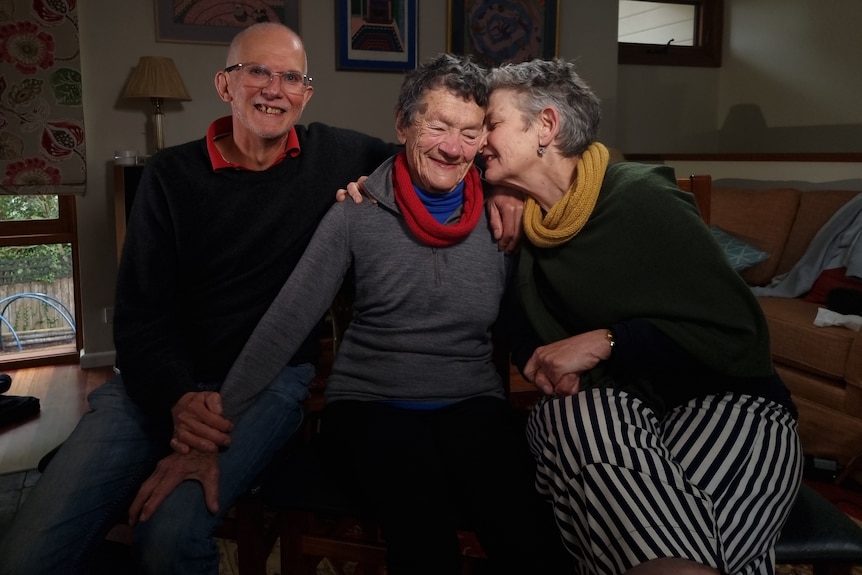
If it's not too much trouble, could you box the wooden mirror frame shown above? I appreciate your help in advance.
[618,0,723,67]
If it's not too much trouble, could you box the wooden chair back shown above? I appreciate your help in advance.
[677,174,712,225]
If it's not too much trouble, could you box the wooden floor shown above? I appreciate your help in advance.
[0,363,115,474]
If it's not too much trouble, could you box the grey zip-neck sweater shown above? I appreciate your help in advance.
[221,156,511,418]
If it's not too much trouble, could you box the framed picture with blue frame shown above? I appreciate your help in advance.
[448,0,559,67]
[336,0,418,72]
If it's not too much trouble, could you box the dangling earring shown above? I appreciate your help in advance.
[537,146,546,156]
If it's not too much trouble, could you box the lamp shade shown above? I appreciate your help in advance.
[122,56,191,101]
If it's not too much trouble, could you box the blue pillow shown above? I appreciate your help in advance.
[710,226,770,271]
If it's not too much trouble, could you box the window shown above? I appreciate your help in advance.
[618,0,723,67]
[0,195,80,367]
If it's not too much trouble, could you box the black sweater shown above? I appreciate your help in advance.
[114,122,399,414]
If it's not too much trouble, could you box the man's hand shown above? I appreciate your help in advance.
[129,450,220,525]
[171,391,233,454]
[335,176,371,204]
[486,186,524,253]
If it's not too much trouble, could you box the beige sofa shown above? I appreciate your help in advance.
[711,186,862,475]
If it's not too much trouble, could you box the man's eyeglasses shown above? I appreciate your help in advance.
[224,63,312,95]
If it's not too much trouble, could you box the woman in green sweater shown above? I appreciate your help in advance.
[481,58,802,575]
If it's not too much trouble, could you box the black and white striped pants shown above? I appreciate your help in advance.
[526,389,802,575]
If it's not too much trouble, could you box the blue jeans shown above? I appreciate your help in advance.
[0,363,313,575]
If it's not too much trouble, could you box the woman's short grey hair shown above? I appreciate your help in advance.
[488,58,601,157]
[396,53,489,130]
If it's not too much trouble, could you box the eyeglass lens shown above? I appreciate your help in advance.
[233,64,309,94]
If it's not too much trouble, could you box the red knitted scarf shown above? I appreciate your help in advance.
[392,152,483,247]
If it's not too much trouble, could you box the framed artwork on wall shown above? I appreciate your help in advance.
[448,0,559,67]
[336,0,417,72]
[156,0,300,45]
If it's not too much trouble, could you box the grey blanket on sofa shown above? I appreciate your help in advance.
[751,193,862,298]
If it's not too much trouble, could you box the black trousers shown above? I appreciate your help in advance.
[322,396,565,575]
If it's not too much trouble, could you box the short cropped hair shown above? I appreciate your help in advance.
[488,58,601,157]
[396,53,489,130]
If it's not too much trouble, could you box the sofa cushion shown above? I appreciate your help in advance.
[712,188,800,286]
[758,296,856,380]
[776,190,861,277]
[710,226,771,271]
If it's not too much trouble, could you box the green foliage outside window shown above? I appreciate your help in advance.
[0,245,73,284]
[0,195,70,284]
[0,194,59,221]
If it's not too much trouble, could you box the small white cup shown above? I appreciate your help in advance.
[114,150,137,165]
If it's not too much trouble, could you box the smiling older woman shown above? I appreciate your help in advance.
[205,54,562,575]
[481,58,803,575]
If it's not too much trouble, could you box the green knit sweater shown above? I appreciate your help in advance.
[517,162,775,412]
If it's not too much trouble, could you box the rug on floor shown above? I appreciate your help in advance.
[214,536,861,575]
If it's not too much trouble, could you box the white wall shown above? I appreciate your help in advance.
[719,1,860,131]
[617,0,862,154]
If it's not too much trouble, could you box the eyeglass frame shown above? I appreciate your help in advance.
[223,63,312,94]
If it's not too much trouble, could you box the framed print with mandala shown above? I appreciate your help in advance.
[448,0,559,67]
[336,0,417,72]
[156,0,300,44]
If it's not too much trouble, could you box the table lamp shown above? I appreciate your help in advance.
[121,56,191,152]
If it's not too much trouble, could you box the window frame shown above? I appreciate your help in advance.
[618,0,723,67]
[0,195,76,243]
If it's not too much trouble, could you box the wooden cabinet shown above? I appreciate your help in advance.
[112,164,145,262]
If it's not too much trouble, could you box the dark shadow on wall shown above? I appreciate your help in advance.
[680,104,862,153]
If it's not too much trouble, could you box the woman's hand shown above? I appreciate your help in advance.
[524,329,612,396]
[486,186,524,253]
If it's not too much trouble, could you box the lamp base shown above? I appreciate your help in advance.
[152,97,165,151]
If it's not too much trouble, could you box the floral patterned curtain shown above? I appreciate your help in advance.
[0,0,84,195]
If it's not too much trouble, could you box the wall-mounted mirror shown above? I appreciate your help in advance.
[618,0,722,67]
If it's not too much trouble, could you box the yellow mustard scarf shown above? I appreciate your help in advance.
[523,142,610,248]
